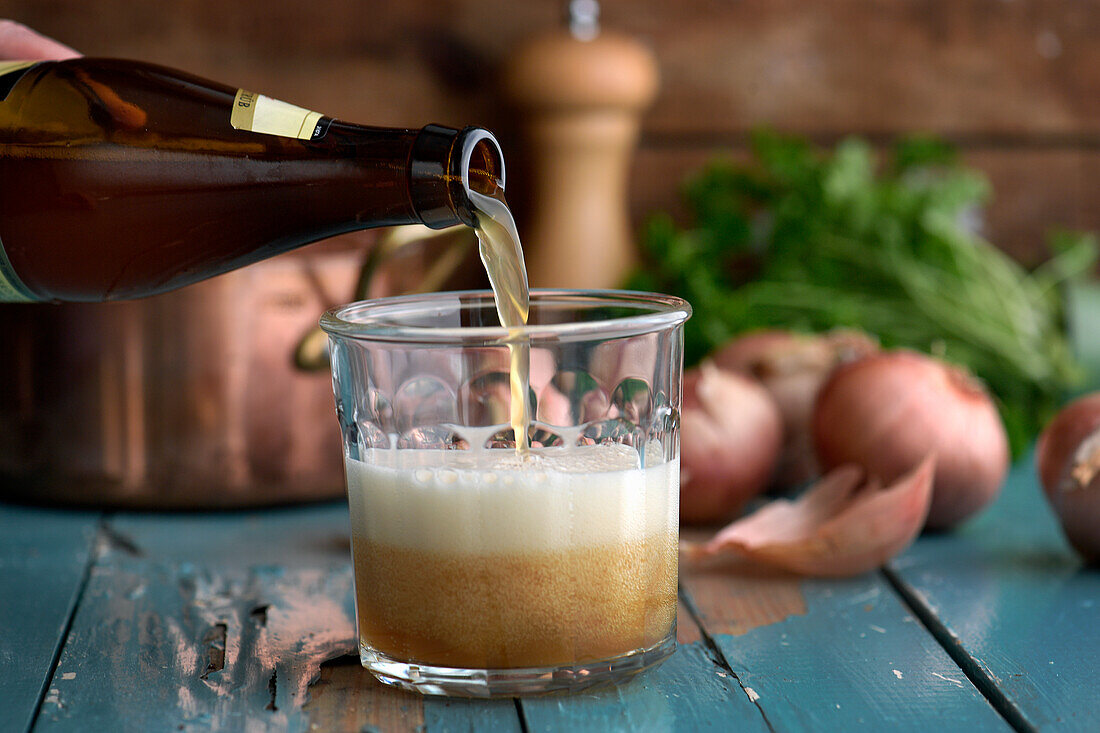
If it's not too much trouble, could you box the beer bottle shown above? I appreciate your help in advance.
[0,58,504,302]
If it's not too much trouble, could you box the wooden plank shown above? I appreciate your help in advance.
[304,653,523,733]
[31,505,359,732]
[8,0,1100,137]
[30,504,527,732]
[518,642,770,733]
[680,541,1011,730]
[886,450,1100,731]
[970,148,1099,267]
[632,0,1100,139]
[423,697,523,733]
[29,501,741,731]
[302,655,425,733]
[0,505,99,733]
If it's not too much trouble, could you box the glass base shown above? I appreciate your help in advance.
[359,632,677,698]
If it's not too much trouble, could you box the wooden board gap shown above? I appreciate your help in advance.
[881,566,1035,733]
[677,584,777,733]
[512,697,530,733]
[25,513,105,733]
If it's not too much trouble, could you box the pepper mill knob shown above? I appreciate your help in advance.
[503,2,659,289]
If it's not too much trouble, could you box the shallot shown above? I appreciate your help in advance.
[1036,393,1100,564]
[712,329,877,486]
[679,362,783,523]
[813,350,1008,530]
[690,456,936,577]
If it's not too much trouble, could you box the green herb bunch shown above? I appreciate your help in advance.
[627,132,1097,455]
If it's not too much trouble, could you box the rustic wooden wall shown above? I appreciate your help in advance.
[8,0,1100,265]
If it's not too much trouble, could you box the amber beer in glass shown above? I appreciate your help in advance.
[322,290,690,696]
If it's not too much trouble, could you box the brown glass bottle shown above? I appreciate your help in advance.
[0,58,504,302]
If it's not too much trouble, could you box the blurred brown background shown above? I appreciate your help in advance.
[9,0,1100,265]
[5,0,1097,508]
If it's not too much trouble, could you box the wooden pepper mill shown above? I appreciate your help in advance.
[503,0,659,289]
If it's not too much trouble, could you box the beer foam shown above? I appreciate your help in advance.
[345,443,678,554]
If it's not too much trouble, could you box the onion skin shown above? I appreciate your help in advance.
[1036,393,1100,564]
[696,455,936,577]
[713,329,877,487]
[679,363,783,524]
[813,350,1008,530]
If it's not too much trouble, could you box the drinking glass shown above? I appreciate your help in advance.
[321,289,690,697]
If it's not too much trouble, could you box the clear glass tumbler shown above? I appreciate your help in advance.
[321,290,690,697]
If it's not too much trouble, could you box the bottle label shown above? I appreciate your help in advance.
[0,60,39,101]
[230,89,328,141]
[0,236,36,302]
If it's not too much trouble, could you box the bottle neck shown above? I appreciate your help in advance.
[0,58,511,301]
[409,125,507,230]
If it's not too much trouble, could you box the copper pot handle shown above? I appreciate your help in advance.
[293,226,475,371]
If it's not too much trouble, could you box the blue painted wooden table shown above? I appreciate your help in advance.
[1,448,1095,733]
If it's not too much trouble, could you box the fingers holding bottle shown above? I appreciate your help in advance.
[0,20,79,60]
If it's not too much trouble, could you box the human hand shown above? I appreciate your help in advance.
[0,20,79,60]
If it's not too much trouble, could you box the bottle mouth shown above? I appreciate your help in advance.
[458,127,506,205]
[410,125,506,229]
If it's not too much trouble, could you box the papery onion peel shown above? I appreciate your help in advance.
[688,455,936,577]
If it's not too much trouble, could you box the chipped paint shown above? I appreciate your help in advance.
[932,672,965,687]
[28,508,359,731]
[893,670,903,680]
[744,687,761,702]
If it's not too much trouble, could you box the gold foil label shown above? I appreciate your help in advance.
[231,89,325,140]
[0,235,36,302]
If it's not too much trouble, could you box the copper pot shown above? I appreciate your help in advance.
[0,230,478,509]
